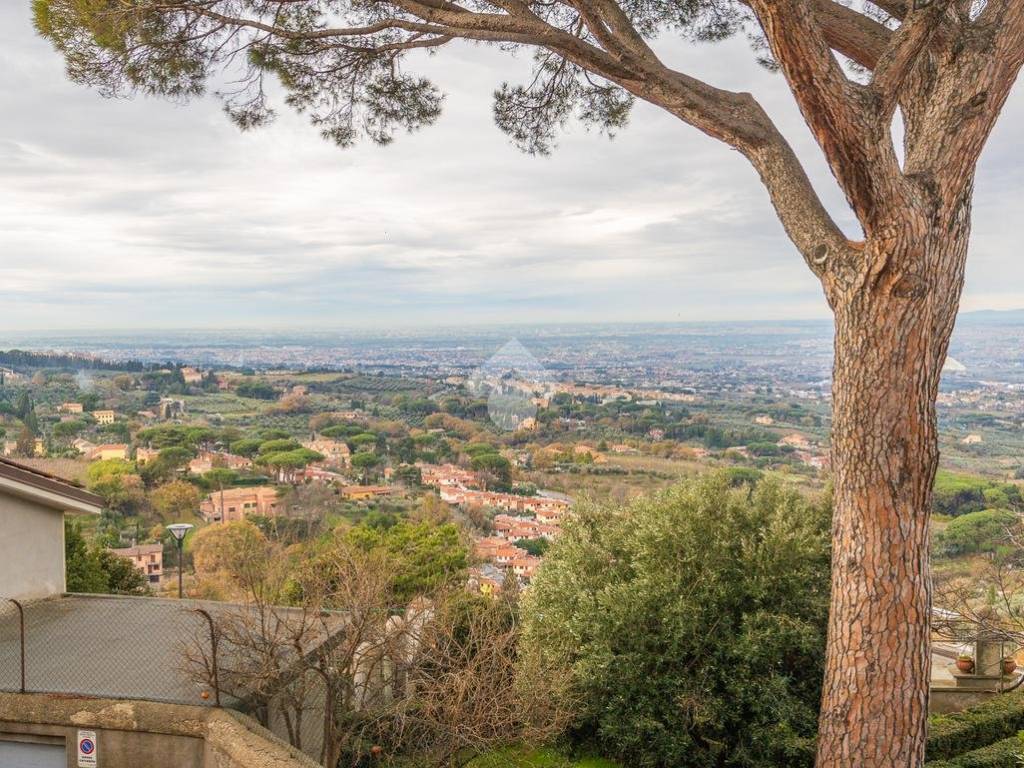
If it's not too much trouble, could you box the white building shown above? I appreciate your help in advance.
[0,458,103,600]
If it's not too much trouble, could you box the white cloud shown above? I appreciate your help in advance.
[1,3,1023,329]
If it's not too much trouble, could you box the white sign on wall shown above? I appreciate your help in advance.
[77,730,97,768]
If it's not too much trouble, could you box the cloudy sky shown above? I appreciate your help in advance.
[1,3,1022,330]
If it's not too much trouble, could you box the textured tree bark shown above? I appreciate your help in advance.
[816,216,970,767]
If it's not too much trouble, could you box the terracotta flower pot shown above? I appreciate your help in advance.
[957,657,975,674]
[1003,658,1017,675]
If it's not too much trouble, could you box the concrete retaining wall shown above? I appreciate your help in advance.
[930,686,1001,715]
[0,693,320,768]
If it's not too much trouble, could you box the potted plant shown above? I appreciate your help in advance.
[957,654,976,674]
[1003,657,1017,675]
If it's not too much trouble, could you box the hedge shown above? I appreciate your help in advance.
[924,735,1021,768]
[927,693,1024,762]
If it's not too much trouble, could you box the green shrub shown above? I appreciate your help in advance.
[723,467,763,487]
[65,520,148,595]
[927,693,1024,761]
[932,471,1022,518]
[522,474,831,768]
[924,735,1021,767]
[236,380,277,400]
[933,509,1018,557]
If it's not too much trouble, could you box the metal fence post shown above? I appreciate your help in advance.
[193,608,221,707]
[8,599,25,693]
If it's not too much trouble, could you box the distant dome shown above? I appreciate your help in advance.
[943,356,967,373]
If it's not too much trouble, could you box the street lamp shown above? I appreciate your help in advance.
[167,523,194,599]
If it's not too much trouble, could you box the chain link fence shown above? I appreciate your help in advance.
[0,594,222,706]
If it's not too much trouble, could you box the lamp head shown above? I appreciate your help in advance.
[167,523,194,542]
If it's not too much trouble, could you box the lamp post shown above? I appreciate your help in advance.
[167,523,194,599]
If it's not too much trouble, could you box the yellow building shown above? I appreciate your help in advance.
[341,485,392,501]
[92,410,116,425]
[90,444,129,461]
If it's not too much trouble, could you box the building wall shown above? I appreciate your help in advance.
[0,694,318,768]
[1,720,203,768]
[0,494,65,600]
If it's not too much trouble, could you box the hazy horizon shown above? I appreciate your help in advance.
[5,306,1024,338]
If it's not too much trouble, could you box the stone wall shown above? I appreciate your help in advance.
[0,693,320,768]
[930,686,1001,715]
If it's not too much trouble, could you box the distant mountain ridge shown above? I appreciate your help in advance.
[957,308,1024,324]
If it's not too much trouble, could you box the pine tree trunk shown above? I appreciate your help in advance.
[815,222,969,767]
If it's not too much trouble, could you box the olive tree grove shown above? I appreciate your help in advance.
[32,0,1024,764]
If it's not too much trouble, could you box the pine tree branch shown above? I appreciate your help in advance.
[871,2,953,116]
[811,0,893,68]
[736,0,892,69]
[874,0,910,20]
[985,0,1024,71]
[914,0,1024,190]
[746,0,902,229]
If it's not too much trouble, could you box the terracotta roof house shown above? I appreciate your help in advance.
[109,543,164,585]
[0,458,103,601]
[467,564,505,596]
[200,487,279,523]
[341,485,393,500]
[188,451,253,475]
[302,438,351,468]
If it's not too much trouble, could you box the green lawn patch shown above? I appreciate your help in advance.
[467,747,620,768]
